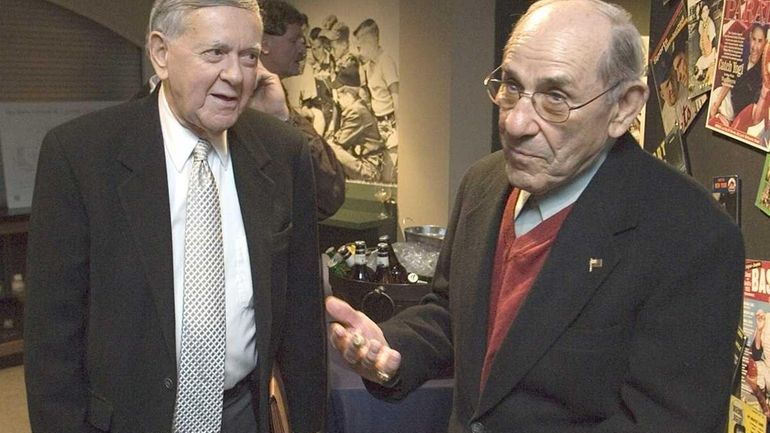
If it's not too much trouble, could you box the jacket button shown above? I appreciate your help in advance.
[163,377,175,390]
[470,422,484,433]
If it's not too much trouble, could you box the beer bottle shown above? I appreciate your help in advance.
[350,241,372,282]
[378,234,409,284]
[373,243,393,284]
[327,245,353,278]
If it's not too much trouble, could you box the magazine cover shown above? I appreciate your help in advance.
[651,0,708,135]
[712,174,741,224]
[652,126,690,174]
[687,0,724,97]
[706,0,770,152]
[742,259,770,418]
[757,153,770,216]
[729,395,768,433]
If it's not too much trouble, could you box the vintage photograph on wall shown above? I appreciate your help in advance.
[283,0,399,186]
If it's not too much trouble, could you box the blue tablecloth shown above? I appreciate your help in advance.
[327,351,454,433]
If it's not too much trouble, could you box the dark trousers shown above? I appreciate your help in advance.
[221,377,257,433]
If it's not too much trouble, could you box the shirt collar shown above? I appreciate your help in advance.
[517,147,609,221]
[158,83,229,173]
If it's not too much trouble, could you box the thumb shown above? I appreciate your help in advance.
[325,295,361,327]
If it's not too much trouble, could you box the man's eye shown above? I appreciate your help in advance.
[543,92,566,104]
[502,82,520,94]
[242,52,259,66]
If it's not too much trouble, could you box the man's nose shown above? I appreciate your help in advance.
[220,55,243,85]
[500,97,540,139]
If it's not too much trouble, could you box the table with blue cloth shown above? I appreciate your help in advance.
[326,350,454,433]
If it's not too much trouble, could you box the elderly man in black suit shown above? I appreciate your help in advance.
[24,1,325,432]
[327,0,744,432]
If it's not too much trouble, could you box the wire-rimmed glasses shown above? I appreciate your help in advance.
[484,65,620,123]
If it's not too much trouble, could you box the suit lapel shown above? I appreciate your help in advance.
[453,156,512,408]
[229,124,274,358]
[474,137,640,417]
[116,94,176,359]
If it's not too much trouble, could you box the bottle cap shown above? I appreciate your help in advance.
[407,273,419,283]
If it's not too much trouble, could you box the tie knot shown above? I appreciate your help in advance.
[193,139,211,163]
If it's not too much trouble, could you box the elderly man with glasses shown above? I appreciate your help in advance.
[326,0,744,432]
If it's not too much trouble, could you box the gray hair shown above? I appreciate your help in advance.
[147,0,261,44]
[506,0,645,100]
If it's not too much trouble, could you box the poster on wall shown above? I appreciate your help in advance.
[686,0,723,97]
[651,0,708,136]
[756,153,770,216]
[706,0,770,152]
[283,0,399,185]
[729,395,768,433]
[742,259,770,420]
[0,101,119,210]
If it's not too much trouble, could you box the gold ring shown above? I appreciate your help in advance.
[376,370,391,383]
[351,333,365,349]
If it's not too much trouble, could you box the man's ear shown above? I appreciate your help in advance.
[147,31,170,80]
[608,80,649,138]
[261,37,272,56]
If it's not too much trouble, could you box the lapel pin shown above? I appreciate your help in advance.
[588,258,603,272]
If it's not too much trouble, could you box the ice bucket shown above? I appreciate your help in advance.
[403,225,446,250]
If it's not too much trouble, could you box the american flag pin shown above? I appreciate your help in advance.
[588,258,603,272]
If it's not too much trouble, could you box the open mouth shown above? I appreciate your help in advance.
[212,93,239,105]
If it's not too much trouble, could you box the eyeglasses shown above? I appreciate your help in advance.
[483,65,621,123]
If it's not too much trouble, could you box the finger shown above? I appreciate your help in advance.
[328,322,349,352]
[325,296,362,328]
[342,332,367,365]
[375,346,402,378]
[359,340,381,369]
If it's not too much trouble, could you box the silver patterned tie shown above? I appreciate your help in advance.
[173,139,226,433]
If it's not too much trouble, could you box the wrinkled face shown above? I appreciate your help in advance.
[498,4,617,195]
[262,23,306,77]
[750,26,767,64]
[154,6,262,141]
[356,33,378,62]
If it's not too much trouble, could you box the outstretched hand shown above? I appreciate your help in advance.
[325,296,402,384]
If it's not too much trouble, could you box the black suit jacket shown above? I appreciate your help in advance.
[370,134,744,433]
[24,92,326,433]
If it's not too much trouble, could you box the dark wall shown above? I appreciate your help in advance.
[647,2,769,260]
[493,0,768,260]
[491,1,536,152]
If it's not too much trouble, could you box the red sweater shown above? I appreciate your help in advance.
[480,188,573,389]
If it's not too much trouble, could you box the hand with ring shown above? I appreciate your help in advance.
[326,296,402,385]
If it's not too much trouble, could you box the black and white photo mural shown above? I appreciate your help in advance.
[282,0,399,185]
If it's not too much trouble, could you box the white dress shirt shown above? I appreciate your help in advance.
[158,85,257,389]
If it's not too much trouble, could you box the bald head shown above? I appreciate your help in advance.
[506,0,645,90]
